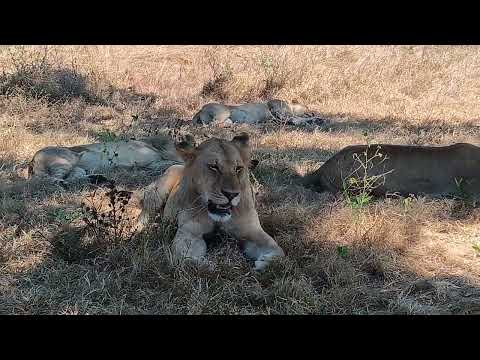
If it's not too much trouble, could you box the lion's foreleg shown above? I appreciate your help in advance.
[172,224,208,264]
[61,167,110,186]
[36,163,78,187]
[241,229,285,271]
[64,166,88,182]
[43,163,75,182]
[224,208,285,271]
[137,165,184,228]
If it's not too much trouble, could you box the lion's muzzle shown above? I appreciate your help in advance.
[207,200,232,216]
[206,190,241,223]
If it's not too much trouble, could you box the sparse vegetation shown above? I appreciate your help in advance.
[1,45,480,315]
[473,243,480,256]
[342,144,393,210]
[94,129,118,142]
[80,184,136,243]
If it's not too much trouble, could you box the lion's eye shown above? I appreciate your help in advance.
[208,164,220,172]
[236,166,244,174]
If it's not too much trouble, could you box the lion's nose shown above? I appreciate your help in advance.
[222,190,239,202]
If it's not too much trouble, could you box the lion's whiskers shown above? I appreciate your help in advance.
[178,195,205,218]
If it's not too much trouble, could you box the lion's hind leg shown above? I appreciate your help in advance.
[64,166,89,182]
[43,164,77,187]
[60,167,110,187]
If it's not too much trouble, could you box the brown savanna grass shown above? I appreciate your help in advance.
[1,45,480,314]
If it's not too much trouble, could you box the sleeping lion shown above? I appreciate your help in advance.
[301,143,480,199]
[192,99,309,126]
[27,135,185,185]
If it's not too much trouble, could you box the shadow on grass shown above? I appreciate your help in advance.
[306,110,480,136]
[4,198,479,314]
[1,143,480,314]
[0,65,103,105]
[248,110,480,140]
[21,83,185,138]
[2,108,480,314]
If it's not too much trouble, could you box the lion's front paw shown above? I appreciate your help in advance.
[178,254,213,270]
[253,248,285,271]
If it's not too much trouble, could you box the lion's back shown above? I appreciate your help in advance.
[302,143,480,196]
[76,140,168,170]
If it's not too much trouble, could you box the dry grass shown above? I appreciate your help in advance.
[1,45,480,315]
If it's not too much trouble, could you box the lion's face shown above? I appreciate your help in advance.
[176,133,251,223]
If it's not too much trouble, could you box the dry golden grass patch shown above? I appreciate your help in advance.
[1,45,480,314]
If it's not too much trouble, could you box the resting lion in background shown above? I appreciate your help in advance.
[192,99,309,126]
[28,135,185,185]
[136,132,285,271]
[301,143,480,199]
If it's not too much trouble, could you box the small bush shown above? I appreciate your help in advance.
[0,46,108,104]
[342,144,393,210]
[80,183,136,243]
[257,48,307,99]
[258,53,289,99]
[94,129,118,142]
[200,47,234,100]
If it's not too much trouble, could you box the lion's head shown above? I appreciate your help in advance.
[175,132,254,223]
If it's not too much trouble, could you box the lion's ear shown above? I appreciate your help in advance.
[231,132,251,164]
[231,132,249,148]
[175,140,196,161]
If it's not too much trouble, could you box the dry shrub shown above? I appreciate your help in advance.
[256,46,312,100]
[80,183,137,243]
[0,46,110,105]
[199,46,235,101]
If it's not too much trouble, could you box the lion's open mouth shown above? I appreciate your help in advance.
[207,201,232,216]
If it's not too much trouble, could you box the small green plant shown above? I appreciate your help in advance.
[472,243,480,256]
[337,245,349,259]
[454,177,467,198]
[453,177,476,207]
[99,144,119,168]
[51,208,83,224]
[403,196,412,211]
[95,129,118,142]
[342,144,393,210]
[343,177,374,209]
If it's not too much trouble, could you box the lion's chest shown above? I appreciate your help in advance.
[162,181,184,221]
